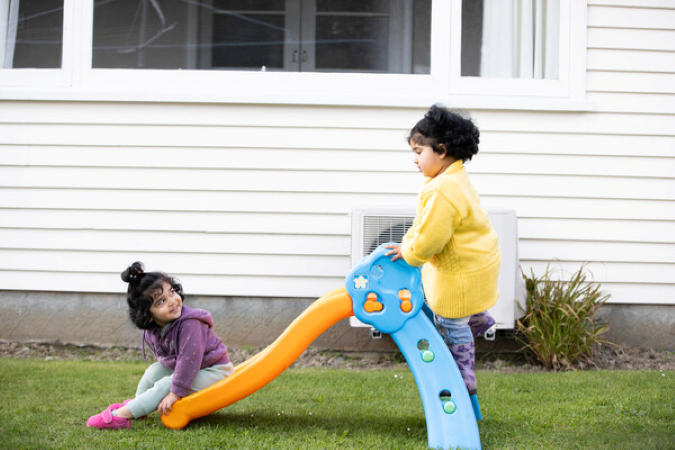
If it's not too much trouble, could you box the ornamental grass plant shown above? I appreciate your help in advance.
[516,264,611,371]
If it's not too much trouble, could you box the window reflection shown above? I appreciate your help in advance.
[1,0,63,69]
[461,0,560,80]
[92,0,431,74]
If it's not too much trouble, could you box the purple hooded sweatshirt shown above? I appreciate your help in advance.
[142,305,230,397]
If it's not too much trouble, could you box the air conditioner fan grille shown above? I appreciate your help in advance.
[362,215,414,257]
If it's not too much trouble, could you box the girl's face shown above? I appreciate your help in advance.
[149,282,182,327]
[410,141,454,178]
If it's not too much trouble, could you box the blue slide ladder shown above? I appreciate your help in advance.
[346,244,481,450]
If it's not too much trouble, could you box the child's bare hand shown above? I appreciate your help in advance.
[158,392,181,416]
[384,244,403,261]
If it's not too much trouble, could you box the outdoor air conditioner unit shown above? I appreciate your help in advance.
[350,207,524,333]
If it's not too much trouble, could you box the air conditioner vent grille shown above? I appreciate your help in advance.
[362,215,414,256]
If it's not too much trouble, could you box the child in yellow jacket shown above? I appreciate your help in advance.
[386,104,501,400]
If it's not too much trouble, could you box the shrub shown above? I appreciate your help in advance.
[516,264,611,370]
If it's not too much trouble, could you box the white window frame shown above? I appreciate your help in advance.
[447,0,589,110]
[0,0,589,111]
[0,0,76,88]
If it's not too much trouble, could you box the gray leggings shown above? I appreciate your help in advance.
[126,361,235,419]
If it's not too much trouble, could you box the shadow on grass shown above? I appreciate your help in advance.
[191,409,428,440]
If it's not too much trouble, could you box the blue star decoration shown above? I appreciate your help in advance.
[353,275,368,290]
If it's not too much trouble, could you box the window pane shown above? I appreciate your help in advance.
[314,0,431,74]
[2,0,63,69]
[93,0,190,69]
[215,0,285,9]
[412,0,431,74]
[210,12,286,70]
[315,16,389,72]
[462,0,560,79]
[317,0,390,14]
[90,0,431,75]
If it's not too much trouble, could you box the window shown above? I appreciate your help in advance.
[91,0,431,74]
[461,0,560,80]
[1,0,63,69]
[448,0,587,105]
[0,0,587,109]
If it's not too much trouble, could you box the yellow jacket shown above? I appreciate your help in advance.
[401,160,500,318]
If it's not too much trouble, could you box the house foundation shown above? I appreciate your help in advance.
[1,291,673,352]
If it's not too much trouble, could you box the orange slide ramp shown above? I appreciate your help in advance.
[162,287,354,429]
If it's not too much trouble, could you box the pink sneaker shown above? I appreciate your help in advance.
[86,405,131,429]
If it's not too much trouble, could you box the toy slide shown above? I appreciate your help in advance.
[162,245,481,450]
[161,286,353,430]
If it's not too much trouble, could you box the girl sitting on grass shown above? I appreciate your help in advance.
[87,262,234,429]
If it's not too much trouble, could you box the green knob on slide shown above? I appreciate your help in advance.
[422,350,434,362]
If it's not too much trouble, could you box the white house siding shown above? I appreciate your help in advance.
[0,0,673,335]
[477,0,674,307]
[0,103,427,300]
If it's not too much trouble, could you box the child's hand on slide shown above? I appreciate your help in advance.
[158,392,181,416]
[384,244,403,261]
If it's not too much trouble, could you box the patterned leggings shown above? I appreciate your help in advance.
[126,361,235,419]
[433,311,494,396]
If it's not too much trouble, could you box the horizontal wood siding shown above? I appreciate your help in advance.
[497,0,674,305]
[0,1,673,306]
[0,104,423,297]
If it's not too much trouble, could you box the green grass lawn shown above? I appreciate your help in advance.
[1,358,673,449]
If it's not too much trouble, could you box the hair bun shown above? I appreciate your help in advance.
[121,261,145,283]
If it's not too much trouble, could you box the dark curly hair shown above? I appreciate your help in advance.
[407,104,480,162]
[121,262,184,330]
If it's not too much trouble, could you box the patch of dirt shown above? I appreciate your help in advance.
[477,344,675,373]
[0,341,407,369]
[1,341,673,372]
